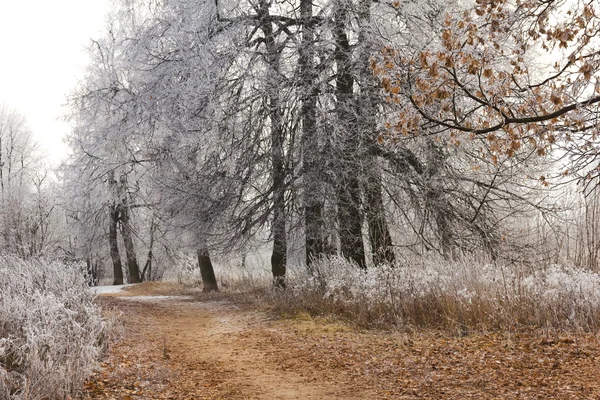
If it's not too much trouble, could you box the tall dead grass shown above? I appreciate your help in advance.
[267,256,600,333]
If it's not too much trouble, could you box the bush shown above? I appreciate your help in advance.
[271,256,600,333]
[0,257,108,399]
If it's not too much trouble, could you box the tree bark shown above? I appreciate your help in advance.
[425,140,453,259]
[261,0,287,287]
[197,246,219,292]
[119,202,141,283]
[86,257,99,286]
[357,0,395,266]
[108,204,124,285]
[300,0,323,271]
[365,169,396,265]
[334,3,366,269]
[115,174,141,284]
[141,217,156,282]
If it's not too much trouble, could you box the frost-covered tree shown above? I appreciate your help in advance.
[66,0,562,289]
[65,17,153,284]
[0,106,62,258]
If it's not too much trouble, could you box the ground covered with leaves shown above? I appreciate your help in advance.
[78,284,600,399]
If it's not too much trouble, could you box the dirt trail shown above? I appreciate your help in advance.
[145,298,351,399]
[82,289,373,399]
[82,284,600,400]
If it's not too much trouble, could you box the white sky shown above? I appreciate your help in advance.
[0,1,110,165]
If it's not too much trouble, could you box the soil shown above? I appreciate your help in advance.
[79,283,600,399]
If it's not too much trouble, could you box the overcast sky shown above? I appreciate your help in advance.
[0,1,110,165]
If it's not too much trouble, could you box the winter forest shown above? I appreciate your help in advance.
[3,0,600,398]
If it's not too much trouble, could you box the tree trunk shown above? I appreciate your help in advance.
[357,0,395,266]
[300,0,324,271]
[336,180,366,269]
[197,246,218,292]
[86,258,93,286]
[365,169,395,265]
[119,203,141,283]
[86,257,99,286]
[114,174,141,284]
[334,3,366,269]
[108,204,124,285]
[425,140,453,259]
[141,217,156,282]
[261,0,287,287]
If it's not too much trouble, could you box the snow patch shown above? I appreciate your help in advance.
[121,295,195,302]
[91,284,135,295]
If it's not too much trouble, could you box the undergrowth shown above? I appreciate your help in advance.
[265,256,600,334]
[0,257,109,399]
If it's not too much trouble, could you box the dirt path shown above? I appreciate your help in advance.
[80,288,374,399]
[81,284,600,400]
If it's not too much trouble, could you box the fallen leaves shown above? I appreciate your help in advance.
[77,298,224,400]
[77,290,600,399]
[254,319,600,399]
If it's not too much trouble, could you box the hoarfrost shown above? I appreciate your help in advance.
[0,257,109,399]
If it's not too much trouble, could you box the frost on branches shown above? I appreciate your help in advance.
[0,258,108,399]
[375,0,600,179]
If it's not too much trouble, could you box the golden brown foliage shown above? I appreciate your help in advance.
[374,0,600,173]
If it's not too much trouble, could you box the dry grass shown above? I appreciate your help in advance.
[127,253,600,336]
[260,257,600,334]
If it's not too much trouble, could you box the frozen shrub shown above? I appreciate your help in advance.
[0,257,108,399]
[273,256,600,332]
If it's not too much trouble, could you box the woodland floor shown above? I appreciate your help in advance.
[79,283,600,399]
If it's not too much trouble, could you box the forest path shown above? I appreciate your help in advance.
[81,283,600,400]
[80,284,374,399]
